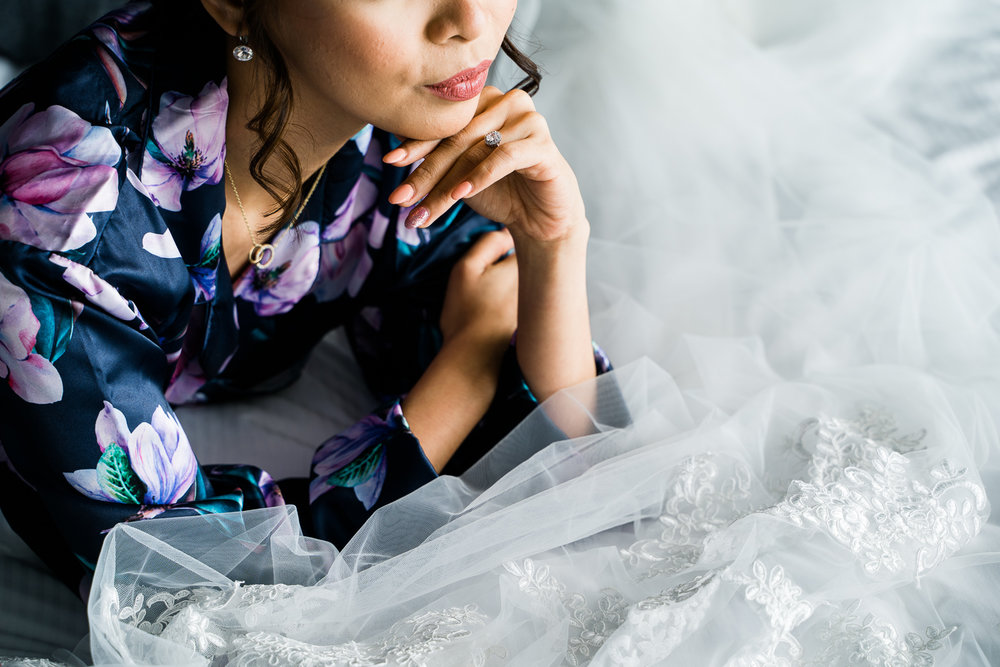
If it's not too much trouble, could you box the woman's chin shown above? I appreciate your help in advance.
[390,102,480,142]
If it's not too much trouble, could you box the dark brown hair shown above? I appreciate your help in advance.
[241,4,542,233]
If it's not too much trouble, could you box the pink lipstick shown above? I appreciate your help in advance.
[426,60,492,101]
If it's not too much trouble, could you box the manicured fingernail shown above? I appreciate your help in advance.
[405,206,429,229]
[451,181,473,200]
[389,183,415,205]
[383,148,406,164]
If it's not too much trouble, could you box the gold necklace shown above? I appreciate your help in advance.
[224,160,327,269]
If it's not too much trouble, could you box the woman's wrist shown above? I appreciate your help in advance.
[509,215,590,259]
[507,213,594,403]
[442,330,512,365]
[401,331,510,471]
[509,217,590,289]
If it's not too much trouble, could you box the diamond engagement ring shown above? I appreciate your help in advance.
[484,130,502,148]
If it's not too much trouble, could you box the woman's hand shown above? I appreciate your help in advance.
[440,228,518,350]
[401,229,518,471]
[384,87,586,244]
[388,87,596,407]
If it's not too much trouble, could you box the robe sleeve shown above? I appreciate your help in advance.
[0,245,285,595]
[306,207,612,546]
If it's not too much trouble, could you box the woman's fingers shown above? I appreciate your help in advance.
[404,113,546,229]
[460,228,515,273]
[448,120,552,202]
[383,87,505,168]
[387,89,536,214]
[388,98,515,207]
[383,138,439,168]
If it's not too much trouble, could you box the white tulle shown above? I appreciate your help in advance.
[16,0,1000,664]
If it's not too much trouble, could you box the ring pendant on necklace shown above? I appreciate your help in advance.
[224,160,328,270]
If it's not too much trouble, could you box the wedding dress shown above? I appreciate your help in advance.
[12,0,1000,664]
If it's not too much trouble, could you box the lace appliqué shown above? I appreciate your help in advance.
[229,605,490,667]
[107,584,235,659]
[503,558,628,665]
[769,411,987,576]
[504,560,721,666]
[600,572,721,665]
[109,580,489,666]
[724,560,814,667]
[566,589,631,665]
[792,409,927,483]
[805,602,957,666]
[619,453,753,580]
[112,585,232,635]
[159,605,228,657]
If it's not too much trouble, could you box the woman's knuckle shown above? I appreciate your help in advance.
[439,135,464,152]
[526,110,548,132]
[481,160,502,182]
[497,143,519,163]
[406,164,430,186]
[505,87,532,107]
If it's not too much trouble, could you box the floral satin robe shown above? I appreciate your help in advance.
[0,1,610,595]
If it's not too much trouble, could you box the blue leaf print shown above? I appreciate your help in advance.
[326,442,385,488]
[28,293,75,363]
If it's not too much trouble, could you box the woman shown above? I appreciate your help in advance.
[0,0,607,599]
[7,0,1000,663]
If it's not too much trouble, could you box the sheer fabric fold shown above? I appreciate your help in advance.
[89,363,999,664]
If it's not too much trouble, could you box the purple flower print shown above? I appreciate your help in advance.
[233,221,321,316]
[141,81,227,211]
[325,174,378,242]
[165,352,208,405]
[353,124,374,159]
[0,271,62,404]
[166,306,236,405]
[126,167,153,202]
[130,406,198,504]
[0,103,121,252]
[49,254,147,328]
[368,209,391,249]
[187,213,221,304]
[310,405,410,509]
[311,177,376,302]
[314,224,373,302]
[64,402,197,505]
[257,469,285,508]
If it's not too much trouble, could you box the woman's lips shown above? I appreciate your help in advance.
[426,60,493,101]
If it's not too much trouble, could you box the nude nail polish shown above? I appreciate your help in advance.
[451,181,473,200]
[390,183,415,205]
[405,207,429,229]
[384,148,406,164]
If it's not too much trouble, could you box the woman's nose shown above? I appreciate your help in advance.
[426,0,488,44]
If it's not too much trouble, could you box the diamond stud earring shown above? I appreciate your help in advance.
[233,36,254,62]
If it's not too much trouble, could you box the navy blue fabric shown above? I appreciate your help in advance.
[0,0,611,595]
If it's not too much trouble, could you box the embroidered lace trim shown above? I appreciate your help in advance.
[93,408,975,665]
[769,411,987,576]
